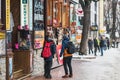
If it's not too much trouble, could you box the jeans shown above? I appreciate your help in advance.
[89,48,93,54]
[63,56,72,75]
[100,47,104,56]
[44,60,52,77]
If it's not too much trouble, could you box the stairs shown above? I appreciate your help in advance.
[13,69,31,80]
[13,69,24,79]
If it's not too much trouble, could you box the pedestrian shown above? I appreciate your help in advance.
[106,37,110,49]
[60,35,73,78]
[93,37,99,56]
[100,36,105,56]
[88,38,93,54]
[116,39,119,48]
[41,34,56,79]
[112,39,115,48]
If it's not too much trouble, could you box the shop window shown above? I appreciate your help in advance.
[15,25,31,50]
[33,0,45,49]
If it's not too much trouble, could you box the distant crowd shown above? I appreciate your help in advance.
[88,36,119,56]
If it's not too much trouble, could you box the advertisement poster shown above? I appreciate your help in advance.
[34,0,44,21]
[34,30,44,49]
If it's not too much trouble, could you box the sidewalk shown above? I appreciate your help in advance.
[25,47,120,80]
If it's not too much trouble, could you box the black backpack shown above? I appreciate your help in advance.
[67,41,75,54]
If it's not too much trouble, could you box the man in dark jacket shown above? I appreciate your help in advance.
[88,39,93,54]
[100,37,105,56]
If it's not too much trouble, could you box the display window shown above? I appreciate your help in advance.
[33,0,45,49]
[14,25,31,50]
[46,0,70,67]
[46,0,69,28]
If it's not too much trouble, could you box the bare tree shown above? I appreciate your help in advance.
[111,0,118,40]
[104,0,112,33]
[79,0,99,55]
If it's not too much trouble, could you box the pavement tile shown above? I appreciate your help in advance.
[25,47,120,80]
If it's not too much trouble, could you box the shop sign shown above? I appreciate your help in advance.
[6,0,10,30]
[76,8,84,16]
[0,32,5,39]
[90,25,98,31]
[21,0,28,26]
[99,30,105,33]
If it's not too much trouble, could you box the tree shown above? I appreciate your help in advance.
[104,0,112,33]
[79,0,99,55]
[111,0,118,40]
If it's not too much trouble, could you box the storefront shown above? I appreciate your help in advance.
[0,0,14,80]
[9,0,34,79]
[1,0,70,79]
[70,0,83,45]
[46,0,70,66]
[10,0,45,79]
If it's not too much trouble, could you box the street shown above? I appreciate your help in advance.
[25,47,120,80]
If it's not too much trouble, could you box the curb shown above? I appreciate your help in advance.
[73,56,96,59]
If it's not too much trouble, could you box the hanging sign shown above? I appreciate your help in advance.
[6,0,10,30]
[21,0,28,26]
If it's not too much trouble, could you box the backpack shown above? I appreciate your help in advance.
[42,41,53,58]
[67,41,75,54]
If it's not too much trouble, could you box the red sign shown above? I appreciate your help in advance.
[76,9,84,16]
[56,45,63,65]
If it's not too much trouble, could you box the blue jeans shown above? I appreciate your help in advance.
[100,47,104,56]
[63,56,72,75]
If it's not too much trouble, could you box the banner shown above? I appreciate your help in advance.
[20,0,28,26]
[6,0,10,30]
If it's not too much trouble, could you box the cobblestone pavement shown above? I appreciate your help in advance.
[25,47,120,80]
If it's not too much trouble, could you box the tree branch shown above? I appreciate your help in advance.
[79,0,85,9]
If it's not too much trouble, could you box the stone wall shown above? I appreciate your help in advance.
[32,49,44,76]
[0,58,6,80]
[0,39,6,80]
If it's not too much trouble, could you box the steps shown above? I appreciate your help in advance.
[13,69,24,79]
[13,69,31,79]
